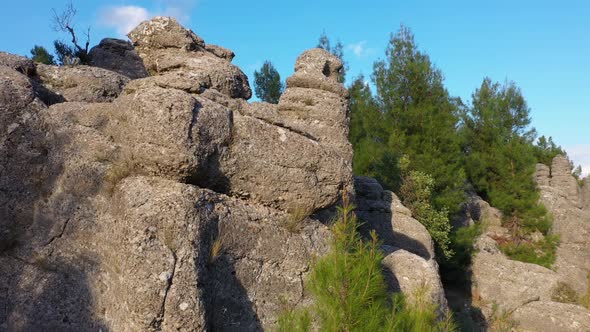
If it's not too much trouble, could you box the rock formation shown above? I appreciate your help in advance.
[355,176,448,314]
[469,155,590,331]
[0,17,439,331]
[89,38,150,79]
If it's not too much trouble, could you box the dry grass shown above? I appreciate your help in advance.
[551,281,579,304]
[208,236,223,265]
[580,273,590,309]
[488,303,518,332]
[102,160,135,195]
[284,206,312,234]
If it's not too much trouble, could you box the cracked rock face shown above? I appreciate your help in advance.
[0,16,454,331]
[0,17,345,331]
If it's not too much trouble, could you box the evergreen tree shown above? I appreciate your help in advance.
[533,135,566,166]
[30,45,56,65]
[372,25,466,213]
[349,75,399,188]
[253,61,284,104]
[462,78,551,234]
[53,40,76,65]
[317,31,347,83]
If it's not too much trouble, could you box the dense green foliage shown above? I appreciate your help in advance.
[253,61,284,104]
[276,195,455,331]
[460,78,557,264]
[317,32,347,83]
[352,25,466,215]
[348,24,562,270]
[499,234,559,268]
[440,224,483,287]
[30,45,56,65]
[399,156,453,259]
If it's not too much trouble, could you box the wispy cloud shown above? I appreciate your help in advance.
[566,144,590,177]
[98,0,198,36]
[347,41,375,57]
[99,6,149,35]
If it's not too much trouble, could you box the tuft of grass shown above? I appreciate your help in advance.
[551,281,579,304]
[284,206,312,234]
[208,236,223,265]
[499,234,559,269]
[276,192,455,332]
[579,273,590,309]
[487,303,518,332]
[102,160,135,195]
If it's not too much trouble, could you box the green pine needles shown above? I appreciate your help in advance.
[277,193,456,332]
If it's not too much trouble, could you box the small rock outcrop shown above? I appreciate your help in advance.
[89,38,149,79]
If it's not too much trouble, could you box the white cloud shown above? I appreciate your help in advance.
[99,6,149,35]
[347,41,374,57]
[566,144,590,177]
[98,1,198,36]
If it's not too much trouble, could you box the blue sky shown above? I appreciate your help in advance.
[1,0,589,174]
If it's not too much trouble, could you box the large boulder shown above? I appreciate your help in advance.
[382,247,448,315]
[354,176,447,313]
[128,17,251,100]
[355,176,435,260]
[0,51,35,75]
[472,250,560,314]
[219,112,351,211]
[35,64,130,103]
[512,301,590,332]
[108,84,232,183]
[89,38,149,79]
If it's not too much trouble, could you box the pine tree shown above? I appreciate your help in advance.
[253,61,284,104]
[349,75,400,188]
[462,78,551,235]
[372,25,466,214]
[30,45,56,65]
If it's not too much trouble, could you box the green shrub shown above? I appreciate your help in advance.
[387,289,456,332]
[399,156,454,259]
[499,234,559,268]
[440,224,483,287]
[276,194,456,332]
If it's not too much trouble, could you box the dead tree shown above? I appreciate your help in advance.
[52,1,91,64]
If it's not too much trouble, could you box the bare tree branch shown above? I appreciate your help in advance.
[51,1,90,55]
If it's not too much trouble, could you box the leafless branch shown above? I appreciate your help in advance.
[51,1,90,54]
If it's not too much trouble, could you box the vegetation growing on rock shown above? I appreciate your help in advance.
[277,194,455,332]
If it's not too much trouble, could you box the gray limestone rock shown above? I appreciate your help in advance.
[381,247,449,315]
[89,38,149,79]
[35,63,130,103]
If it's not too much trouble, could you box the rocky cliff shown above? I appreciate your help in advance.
[469,155,590,331]
[0,17,444,331]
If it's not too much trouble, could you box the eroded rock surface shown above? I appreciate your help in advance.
[0,17,352,331]
[469,155,590,331]
[354,176,448,313]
